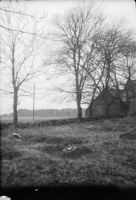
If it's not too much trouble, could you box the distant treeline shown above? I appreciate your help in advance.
[2,108,85,117]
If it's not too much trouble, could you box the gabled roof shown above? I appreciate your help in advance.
[85,81,136,111]
[96,87,120,98]
[85,87,121,112]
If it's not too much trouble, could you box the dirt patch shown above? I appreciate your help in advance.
[20,147,42,157]
[62,146,92,159]
[39,144,64,155]
[120,134,136,140]
[86,125,102,132]
[102,141,115,147]
[119,128,136,140]
[23,135,64,144]
[101,125,116,132]
[131,160,136,170]
[33,136,64,144]
[38,144,92,159]
[86,123,117,132]
[1,148,22,160]
[28,135,83,146]
[62,137,83,145]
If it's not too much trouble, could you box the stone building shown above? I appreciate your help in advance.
[85,88,125,117]
[85,79,136,118]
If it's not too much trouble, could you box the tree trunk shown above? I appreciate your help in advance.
[89,102,93,119]
[104,88,109,118]
[75,68,82,121]
[104,84,110,118]
[104,101,109,118]
[11,42,18,127]
[77,96,82,121]
[13,89,18,127]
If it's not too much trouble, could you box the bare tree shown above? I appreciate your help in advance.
[83,59,106,118]
[105,30,136,117]
[0,5,48,127]
[50,1,105,121]
[93,20,132,118]
[119,41,136,116]
[0,1,46,35]
[81,19,135,119]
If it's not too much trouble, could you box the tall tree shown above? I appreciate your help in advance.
[119,40,136,116]
[81,19,135,118]
[50,1,104,121]
[94,21,131,118]
[0,5,48,127]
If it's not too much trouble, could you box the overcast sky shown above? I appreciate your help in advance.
[0,0,136,114]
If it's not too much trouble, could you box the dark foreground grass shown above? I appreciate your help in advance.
[1,117,136,187]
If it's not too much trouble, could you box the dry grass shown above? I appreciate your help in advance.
[1,117,136,187]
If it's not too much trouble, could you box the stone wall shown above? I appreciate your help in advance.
[0,117,90,129]
[0,115,125,130]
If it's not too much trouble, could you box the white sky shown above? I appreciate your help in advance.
[0,0,136,114]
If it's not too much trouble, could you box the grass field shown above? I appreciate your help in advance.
[0,116,76,123]
[1,117,136,187]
